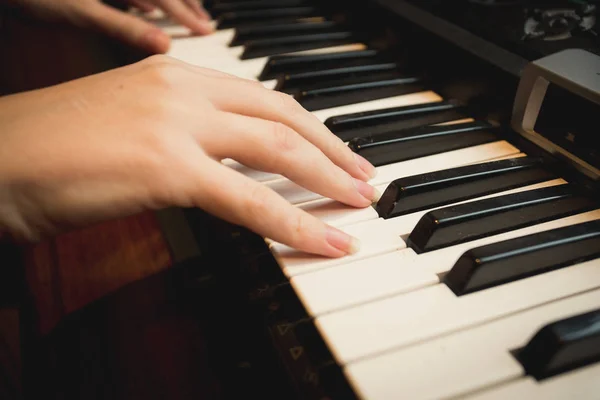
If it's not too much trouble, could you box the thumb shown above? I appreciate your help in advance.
[77,2,171,54]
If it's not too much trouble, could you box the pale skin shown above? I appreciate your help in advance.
[2,0,215,53]
[0,55,381,258]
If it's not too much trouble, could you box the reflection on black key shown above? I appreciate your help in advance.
[444,220,600,295]
[348,121,497,167]
[217,7,321,29]
[281,69,404,95]
[296,76,424,111]
[407,184,599,253]
[212,0,309,17]
[376,157,556,218]
[258,49,382,80]
[275,62,399,94]
[325,100,467,142]
[230,20,339,46]
[516,308,600,380]
[241,31,359,59]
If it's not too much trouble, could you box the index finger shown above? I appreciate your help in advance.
[157,0,214,34]
[203,76,378,182]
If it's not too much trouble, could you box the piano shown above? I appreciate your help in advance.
[15,1,600,399]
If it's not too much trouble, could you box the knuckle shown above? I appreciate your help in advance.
[271,122,298,153]
[289,212,312,245]
[143,54,176,67]
[140,55,186,87]
[276,92,302,113]
[246,184,272,218]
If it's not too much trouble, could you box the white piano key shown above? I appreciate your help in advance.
[463,363,600,400]
[291,178,566,316]
[218,43,370,81]
[292,249,426,315]
[297,188,384,227]
[375,209,600,298]
[311,91,442,122]
[168,35,367,79]
[270,217,406,277]
[296,152,528,228]
[222,159,283,182]
[266,141,521,205]
[345,287,600,400]
[315,232,600,365]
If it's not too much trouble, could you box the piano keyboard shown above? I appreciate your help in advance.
[145,2,600,399]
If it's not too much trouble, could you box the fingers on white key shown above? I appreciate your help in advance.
[204,78,378,182]
[157,0,214,34]
[84,2,171,54]
[192,159,361,257]
[201,111,379,208]
[183,0,211,20]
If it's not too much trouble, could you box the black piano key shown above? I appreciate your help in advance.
[275,62,400,94]
[296,76,425,111]
[280,69,404,95]
[347,121,498,167]
[230,20,340,46]
[258,49,382,80]
[216,7,321,29]
[241,31,360,59]
[376,157,557,218]
[444,220,600,295]
[211,0,310,17]
[325,100,467,141]
[516,308,600,380]
[407,184,599,253]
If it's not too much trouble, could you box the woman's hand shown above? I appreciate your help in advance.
[3,0,214,53]
[0,56,379,258]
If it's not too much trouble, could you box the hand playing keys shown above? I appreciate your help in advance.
[4,0,215,53]
[0,56,379,257]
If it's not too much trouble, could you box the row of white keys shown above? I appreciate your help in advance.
[165,20,368,81]
[311,209,600,365]
[464,363,600,400]
[289,177,566,313]
[298,151,527,229]
[267,141,522,276]
[265,140,519,206]
[344,285,600,400]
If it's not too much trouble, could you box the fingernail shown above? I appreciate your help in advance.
[354,178,382,204]
[326,226,361,255]
[354,153,377,180]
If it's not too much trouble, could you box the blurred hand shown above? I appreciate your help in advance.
[5,0,214,53]
[0,56,379,258]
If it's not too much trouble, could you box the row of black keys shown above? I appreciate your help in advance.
[205,153,600,395]
[197,0,432,112]
[187,160,600,399]
[196,0,600,391]
[193,150,600,390]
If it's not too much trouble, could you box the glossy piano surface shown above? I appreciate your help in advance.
[8,0,600,399]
